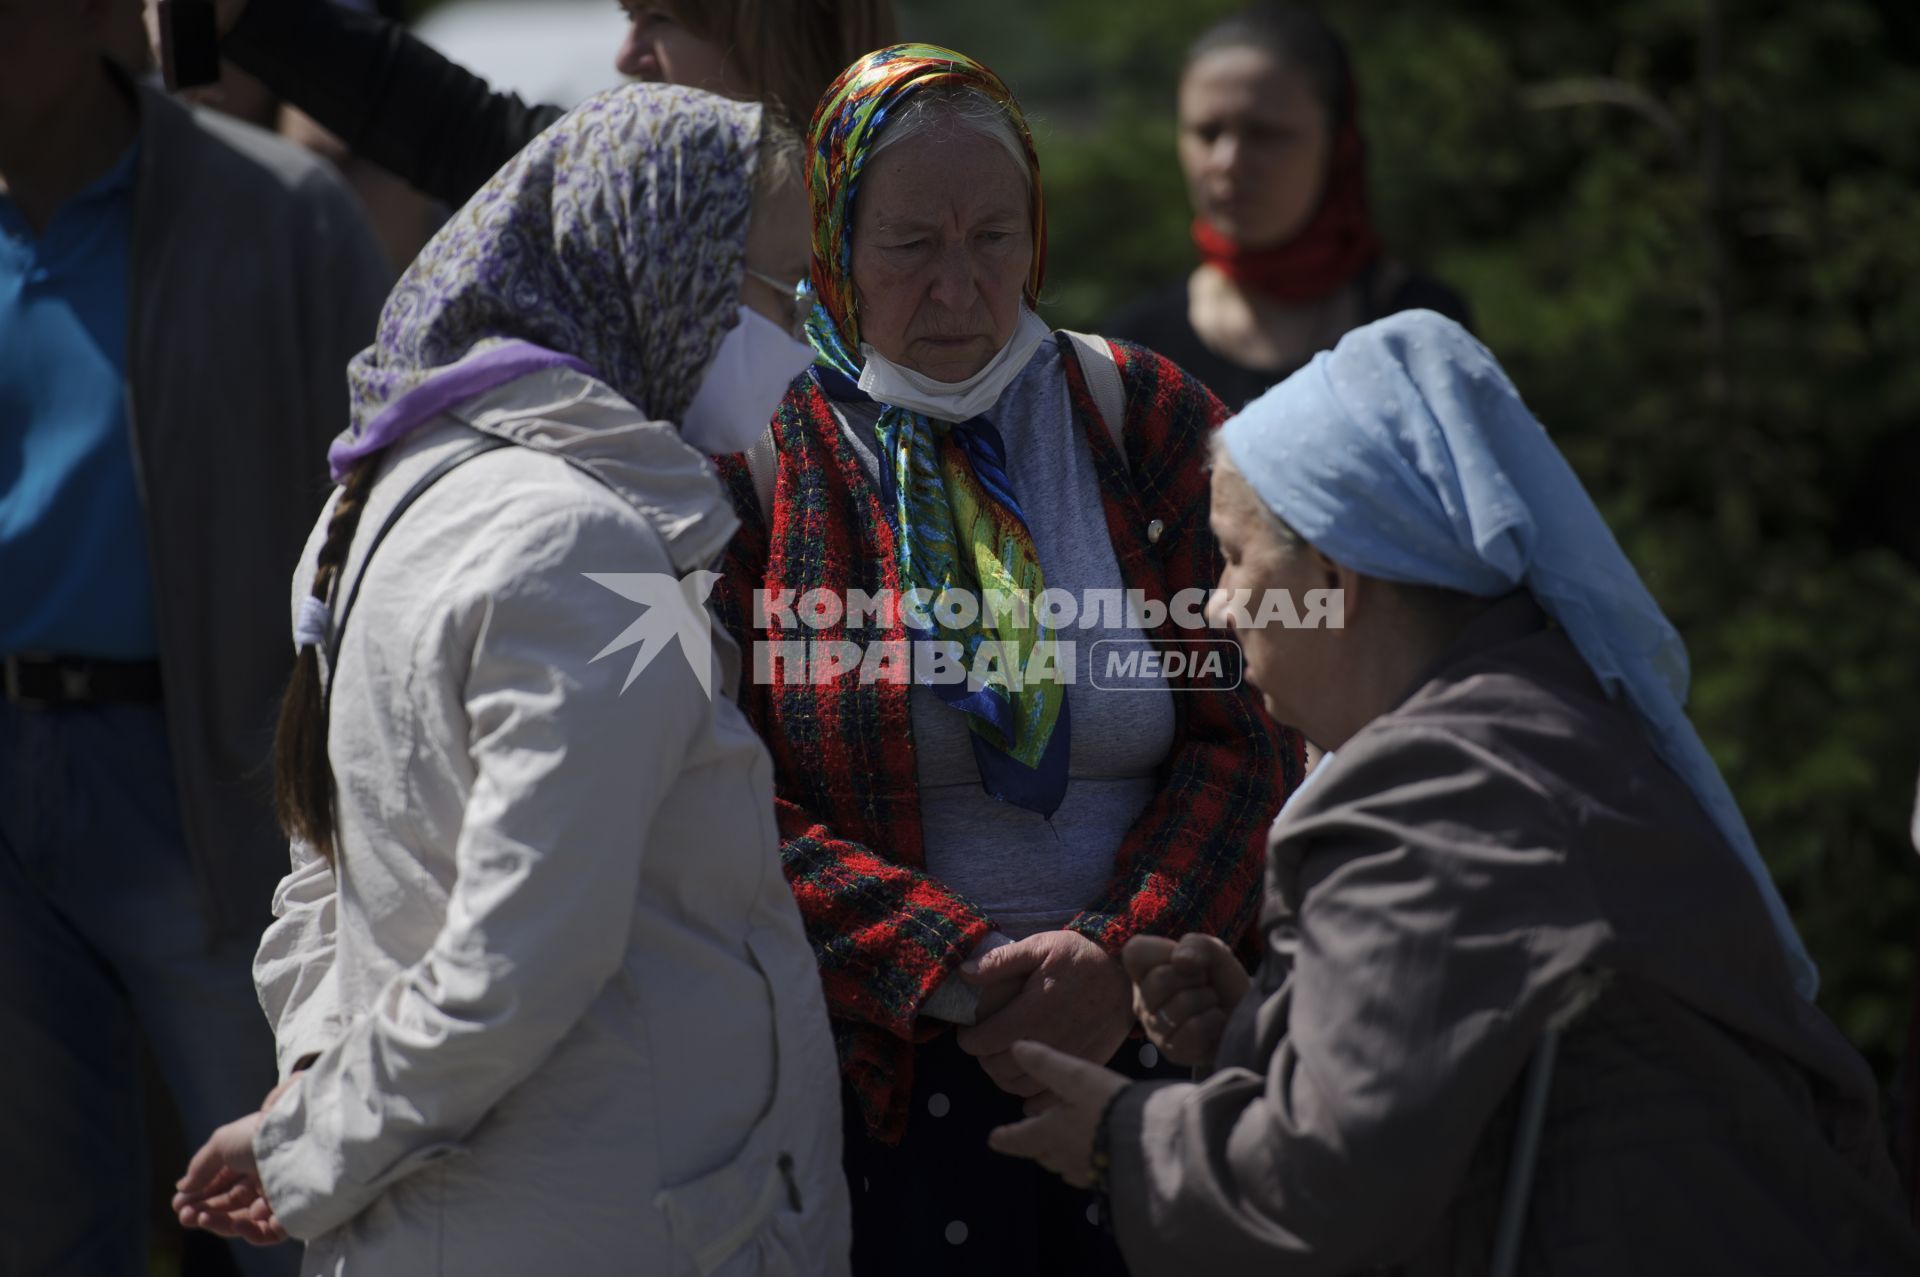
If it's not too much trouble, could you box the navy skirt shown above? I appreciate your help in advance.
[840,1029,1186,1274]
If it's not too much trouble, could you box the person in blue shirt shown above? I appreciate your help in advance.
[0,3,390,1273]
[0,81,152,659]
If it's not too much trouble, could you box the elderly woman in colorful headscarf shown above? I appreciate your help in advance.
[990,310,1920,1274]
[708,43,1304,1273]
[167,85,852,1274]
[1108,3,1470,411]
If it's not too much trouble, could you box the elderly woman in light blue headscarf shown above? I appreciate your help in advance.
[991,311,1920,1275]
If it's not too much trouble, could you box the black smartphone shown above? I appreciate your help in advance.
[158,0,221,91]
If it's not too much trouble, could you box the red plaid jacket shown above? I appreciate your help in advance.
[711,335,1304,1141]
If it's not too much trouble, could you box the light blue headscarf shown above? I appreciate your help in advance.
[1223,309,1817,1000]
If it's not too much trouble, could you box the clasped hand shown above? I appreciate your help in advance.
[986,931,1251,1186]
[1123,931,1249,1068]
[171,1072,299,1246]
[952,929,1134,1098]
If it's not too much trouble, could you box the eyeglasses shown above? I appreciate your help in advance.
[744,267,812,341]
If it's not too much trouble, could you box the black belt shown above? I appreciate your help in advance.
[1,653,164,707]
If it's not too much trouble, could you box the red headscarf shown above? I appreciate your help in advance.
[1192,85,1381,305]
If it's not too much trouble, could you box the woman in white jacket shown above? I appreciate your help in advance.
[171,84,847,1275]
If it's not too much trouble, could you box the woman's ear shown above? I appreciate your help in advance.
[1324,555,1363,629]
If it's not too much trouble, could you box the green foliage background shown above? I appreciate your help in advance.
[891,0,1920,1084]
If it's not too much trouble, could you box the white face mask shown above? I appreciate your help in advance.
[678,306,818,456]
[856,306,1051,422]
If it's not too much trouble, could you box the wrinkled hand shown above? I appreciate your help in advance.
[1122,932,1250,1069]
[956,930,1132,1097]
[987,1041,1129,1187]
[970,972,1022,1023]
[173,1111,285,1245]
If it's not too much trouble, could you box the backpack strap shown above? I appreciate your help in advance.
[1489,1028,1560,1277]
[1489,971,1607,1277]
[322,433,512,714]
[1061,329,1126,463]
[322,430,518,733]
[745,425,778,524]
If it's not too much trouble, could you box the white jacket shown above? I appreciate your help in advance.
[252,369,850,1276]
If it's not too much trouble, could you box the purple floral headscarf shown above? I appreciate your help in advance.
[329,84,764,480]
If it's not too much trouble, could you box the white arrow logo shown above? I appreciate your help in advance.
[582,570,722,699]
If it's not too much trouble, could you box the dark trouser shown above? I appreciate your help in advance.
[0,701,296,1277]
[842,1027,1185,1275]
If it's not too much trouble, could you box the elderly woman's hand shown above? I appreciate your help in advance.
[955,930,1134,1097]
[987,1041,1130,1187]
[1121,932,1250,1069]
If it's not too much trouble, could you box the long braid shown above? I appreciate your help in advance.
[271,460,380,863]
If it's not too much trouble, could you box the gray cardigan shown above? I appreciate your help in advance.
[1108,595,1919,1274]
[124,76,390,937]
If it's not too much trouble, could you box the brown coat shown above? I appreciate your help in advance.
[1108,595,1920,1275]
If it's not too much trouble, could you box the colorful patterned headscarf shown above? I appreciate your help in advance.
[330,84,763,480]
[802,45,1068,816]
[805,43,1046,350]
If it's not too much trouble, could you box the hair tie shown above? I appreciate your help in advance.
[294,595,333,652]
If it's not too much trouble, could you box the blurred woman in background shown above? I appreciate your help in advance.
[1108,2,1469,410]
